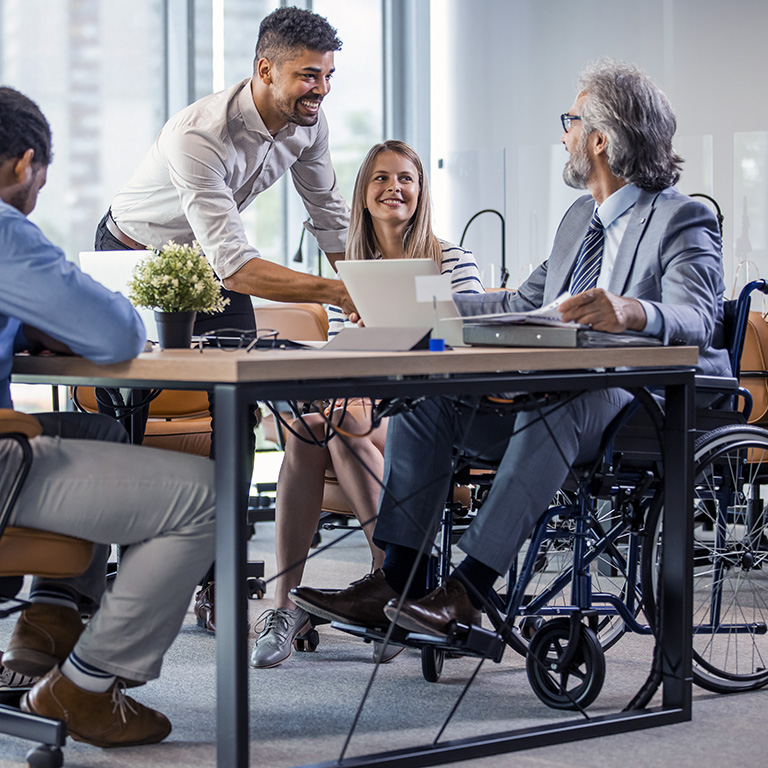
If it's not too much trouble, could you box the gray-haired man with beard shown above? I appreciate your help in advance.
[291,59,731,639]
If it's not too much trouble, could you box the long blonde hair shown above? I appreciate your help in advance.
[345,140,442,264]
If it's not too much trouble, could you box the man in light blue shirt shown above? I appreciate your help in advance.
[0,86,216,749]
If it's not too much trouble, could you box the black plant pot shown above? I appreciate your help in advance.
[154,310,197,349]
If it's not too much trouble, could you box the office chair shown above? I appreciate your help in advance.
[0,409,94,768]
[70,387,212,456]
[251,302,335,519]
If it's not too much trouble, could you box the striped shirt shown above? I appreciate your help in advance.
[327,240,484,337]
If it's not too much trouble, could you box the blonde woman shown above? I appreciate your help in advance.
[250,141,483,668]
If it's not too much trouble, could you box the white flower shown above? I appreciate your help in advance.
[128,239,228,314]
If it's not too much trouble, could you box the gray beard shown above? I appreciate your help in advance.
[562,136,592,189]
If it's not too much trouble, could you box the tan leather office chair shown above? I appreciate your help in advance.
[250,302,356,521]
[0,409,94,766]
[253,302,329,448]
[253,301,329,343]
[70,388,212,457]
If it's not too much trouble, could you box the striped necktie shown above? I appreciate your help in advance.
[569,210,604,295]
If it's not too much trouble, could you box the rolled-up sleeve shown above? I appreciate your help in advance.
[164,128,260,280]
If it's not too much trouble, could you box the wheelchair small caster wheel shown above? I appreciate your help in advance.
[247,577,266,599]
[421,646,445,683]
[295,628,319,652]
[26,744,63,768]
[526,618,605,710]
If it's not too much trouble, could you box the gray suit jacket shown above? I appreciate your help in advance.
[456,187,731,376]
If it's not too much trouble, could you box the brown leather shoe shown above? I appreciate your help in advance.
[291,570,399,628]
[2,604,84,677]
[21,666,171,748]
[383,578,481,638]
[194,582,215,633]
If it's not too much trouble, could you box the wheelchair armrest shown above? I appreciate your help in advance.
[694,375,738,392]
[693,376,752,421]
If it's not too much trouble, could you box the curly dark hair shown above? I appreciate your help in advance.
[255,6,342,66]
[0,86,52,167]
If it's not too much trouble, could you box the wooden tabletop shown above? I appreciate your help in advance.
[13,344,699,387]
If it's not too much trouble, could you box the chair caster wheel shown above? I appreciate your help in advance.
[247,577,266,599]
[421,646,445,682]
[26,745,63,768]
[526,618,605,710]
[295,628,320,652]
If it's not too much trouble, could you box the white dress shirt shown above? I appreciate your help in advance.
[594,183,662,336]
[110,78,350,280]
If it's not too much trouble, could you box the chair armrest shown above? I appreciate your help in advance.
[0,409,43,439]
[694,375,738,392]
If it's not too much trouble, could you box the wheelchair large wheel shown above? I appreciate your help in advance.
[525,618,605,709]
[516,498,642,651]
[642,424,768,693]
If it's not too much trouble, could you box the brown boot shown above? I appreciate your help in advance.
[2,604,84,677]
[21,666,171,748]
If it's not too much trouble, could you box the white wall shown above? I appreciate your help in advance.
[430,0,768,298]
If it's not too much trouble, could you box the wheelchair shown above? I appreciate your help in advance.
[332,279,768,711]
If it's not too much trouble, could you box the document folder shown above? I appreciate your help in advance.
[463,323,662,348]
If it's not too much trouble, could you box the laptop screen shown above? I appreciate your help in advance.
[336,258,459,329]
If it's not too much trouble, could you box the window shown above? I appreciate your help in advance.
[0,0,166,259]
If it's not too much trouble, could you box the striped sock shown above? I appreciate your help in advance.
[29,585,79,612]
[61,652,115,693]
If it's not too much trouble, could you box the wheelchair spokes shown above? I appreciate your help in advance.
[642,425,768,693]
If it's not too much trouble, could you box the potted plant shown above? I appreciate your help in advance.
[129,241,228,348]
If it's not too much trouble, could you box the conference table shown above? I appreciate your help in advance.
[13,342,697,768]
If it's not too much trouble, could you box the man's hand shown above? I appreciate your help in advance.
[222,258,357,315]
[559,289,647,333]
[334,283,357,316]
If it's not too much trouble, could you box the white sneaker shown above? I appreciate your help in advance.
[249,607,314,669]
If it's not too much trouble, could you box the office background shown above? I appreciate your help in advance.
[1,0,767,296]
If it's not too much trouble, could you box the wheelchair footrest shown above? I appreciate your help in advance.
[330,621,410,647]
[406,623,506,663]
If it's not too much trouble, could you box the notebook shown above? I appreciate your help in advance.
[78,250,158,342]
[335,259,465,347]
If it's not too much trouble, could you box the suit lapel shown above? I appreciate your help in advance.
[608,189,660,295]
[546,197,592,302]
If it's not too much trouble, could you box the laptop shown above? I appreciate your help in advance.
[335,259,465,346]
[78,250,159,342]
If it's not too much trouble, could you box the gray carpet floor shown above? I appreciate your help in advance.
[1,518,767,767]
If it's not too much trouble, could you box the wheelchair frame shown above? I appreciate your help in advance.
[402,279,768,709]
[331,279,768,713]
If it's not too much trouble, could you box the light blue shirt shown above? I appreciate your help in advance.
[0,201,146,409]
[595,183,662,336]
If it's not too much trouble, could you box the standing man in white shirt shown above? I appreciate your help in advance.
[93,6,354,634]
[95,5,354,334]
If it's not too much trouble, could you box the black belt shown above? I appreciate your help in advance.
[106,212,147,250]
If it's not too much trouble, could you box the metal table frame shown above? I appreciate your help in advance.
[13,351,694,768]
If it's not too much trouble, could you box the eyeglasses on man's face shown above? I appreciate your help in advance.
[560,113,582,133]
